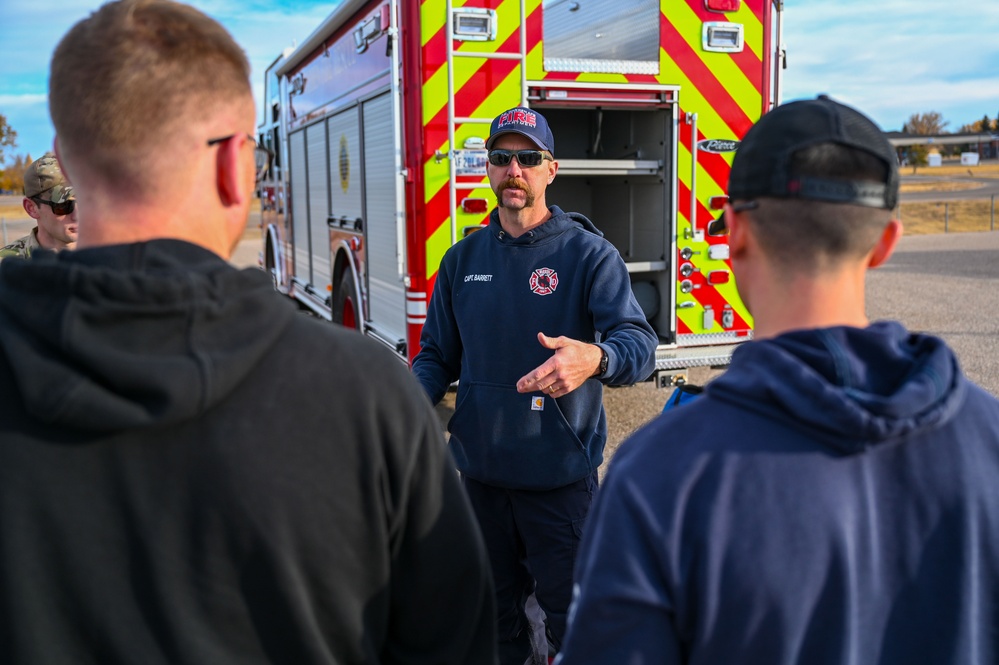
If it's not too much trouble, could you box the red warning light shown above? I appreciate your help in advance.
[707,270,731,285]
[708,195,729,210]
[705,0,740,11]
[461,198,489,214]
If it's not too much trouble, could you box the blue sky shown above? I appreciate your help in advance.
[1,0,998,165]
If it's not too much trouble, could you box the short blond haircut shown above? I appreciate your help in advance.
[50,0,251,192]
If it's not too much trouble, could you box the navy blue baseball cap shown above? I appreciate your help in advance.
[708,95,898,235]
[486,107,555,156]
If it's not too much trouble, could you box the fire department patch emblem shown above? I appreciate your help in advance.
[529,267,558,296]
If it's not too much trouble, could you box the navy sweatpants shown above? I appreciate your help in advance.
[461,472,598,665]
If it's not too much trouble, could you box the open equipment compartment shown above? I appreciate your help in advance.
[540,104,677,345]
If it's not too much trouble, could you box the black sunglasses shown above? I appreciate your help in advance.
[32,197,76,216]
[207,133,274,183]
[707,200,758,236]
[487,149,552,168]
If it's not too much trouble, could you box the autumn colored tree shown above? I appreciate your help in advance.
[901,113,950,169]
[904,111,949,136]
[0,153,33,194]
[0,114,17,165]
[957,117,991,134]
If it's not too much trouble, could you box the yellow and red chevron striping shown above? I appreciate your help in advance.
[423,58,521,154]
[661,19,755,137]
[682,0,765,96]
[420,0,536,278]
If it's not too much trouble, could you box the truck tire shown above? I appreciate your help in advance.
[332,269,360,331]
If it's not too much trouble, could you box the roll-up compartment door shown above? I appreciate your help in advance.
[327,107,363,233]
[288,129,310,281]
[306,122,330,288]
[362,92,405,344]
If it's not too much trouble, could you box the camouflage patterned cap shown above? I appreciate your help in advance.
[23,152,75,203]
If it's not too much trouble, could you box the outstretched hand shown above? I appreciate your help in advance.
[516,332,603,397]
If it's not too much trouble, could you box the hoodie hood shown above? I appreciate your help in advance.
[708,321,965,453]
[0,240,294,431]
[488,205,602,244]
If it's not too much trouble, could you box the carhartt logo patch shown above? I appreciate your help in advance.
[529,267,558,296]
[531,396,545,411]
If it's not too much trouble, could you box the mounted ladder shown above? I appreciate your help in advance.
[443,0,529,245]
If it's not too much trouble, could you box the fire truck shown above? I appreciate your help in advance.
[258,0,784,382]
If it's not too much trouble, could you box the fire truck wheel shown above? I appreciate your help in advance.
[332,270,360,331]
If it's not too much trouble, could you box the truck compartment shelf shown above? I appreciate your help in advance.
[556,159,661,176]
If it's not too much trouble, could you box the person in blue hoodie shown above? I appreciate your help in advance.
[556,96,999,665]
[413,106,658,664]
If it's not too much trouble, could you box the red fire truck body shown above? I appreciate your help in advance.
[258,0,784,380]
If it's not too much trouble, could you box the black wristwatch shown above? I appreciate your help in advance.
[597,346,609,377]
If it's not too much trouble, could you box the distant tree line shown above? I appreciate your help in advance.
[898,111,999,172]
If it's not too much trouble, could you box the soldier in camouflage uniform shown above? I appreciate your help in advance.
[0,152,77,260]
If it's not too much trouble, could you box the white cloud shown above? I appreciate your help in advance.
[0,94,48,108]
[781,0,999,129]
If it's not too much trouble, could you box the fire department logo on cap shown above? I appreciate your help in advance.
[529,267,558,296]
[487,106,555,154]
[497,109,538,131]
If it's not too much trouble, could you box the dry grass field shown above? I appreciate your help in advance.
[899,199,998,234]
[0,199,28,221]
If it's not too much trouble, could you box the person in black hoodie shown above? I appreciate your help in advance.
[0,2,496,664]
[557,96,999,664]
[413,107,657,664]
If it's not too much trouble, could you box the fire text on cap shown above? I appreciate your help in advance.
[498,109,538,130]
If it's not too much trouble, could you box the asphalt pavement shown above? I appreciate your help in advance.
[866,230,999,396]
[900,174,999,202]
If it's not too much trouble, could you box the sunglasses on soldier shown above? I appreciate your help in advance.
[32,197,76,216]
[487,149,552,168]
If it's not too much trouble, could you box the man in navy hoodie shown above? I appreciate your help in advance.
[413,107,657,663]
[556,96,999,664]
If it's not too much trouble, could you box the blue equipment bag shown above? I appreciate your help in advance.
[662,383,704,412]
